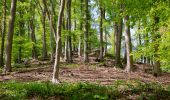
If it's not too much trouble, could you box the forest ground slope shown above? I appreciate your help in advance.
[0,55,170,85]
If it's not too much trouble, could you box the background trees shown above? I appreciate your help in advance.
[0,0,170,77]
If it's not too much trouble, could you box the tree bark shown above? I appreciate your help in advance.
[115,19,123,68]
[78,0,83,57]
[52,0,65,83]
[30,19,38,59]
[0,0,6,67]
[153,16,161,76]
[42,8,48,60]
[99,6,104,61]
[42,0,56,62]
[124,15,133,72]
[66,0,72,63]
[84,0,89,62]
[4,0,17,73]
[18,9,24,64]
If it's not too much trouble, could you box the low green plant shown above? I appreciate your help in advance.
[0,80,169,100]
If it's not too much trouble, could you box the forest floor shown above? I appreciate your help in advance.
[0,54,170,86]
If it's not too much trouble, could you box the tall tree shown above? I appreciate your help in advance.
[66,0,72,63]
[17,3,25,63]
[4,0,17,73]
[124,15,133,72]
[98,3,104,61]
[42,0,57,62]
[0,0,6,66]
[153,16,161,76]
[42,2,48,60]
[84,0,89,62]
[114,4,123,68]
[78,0,83,57]
[29,2,38,59]
[52,0,65,83]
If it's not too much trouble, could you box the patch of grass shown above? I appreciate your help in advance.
[61,63,80,69]
[0,68,3,73]
[0,80,169,100]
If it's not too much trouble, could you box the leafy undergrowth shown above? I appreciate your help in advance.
[0,80,169,100]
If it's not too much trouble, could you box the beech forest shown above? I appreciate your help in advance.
[0,0,170,99]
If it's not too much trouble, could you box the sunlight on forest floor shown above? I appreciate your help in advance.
[0,56,170,86]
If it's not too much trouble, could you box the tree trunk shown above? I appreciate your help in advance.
[0,0,6,67]
[42,0,57,62]
[84,0,89,62]
[42,8,47,60]
[4,0,17,73]
[18,10,24,64]
[30,19,38,59]
[52,0,65,83]
[49,16,55,62]
[138,21,142,62]
[78,0,83,57]
[66,0,72,63]
[104,9,107,56]
[115,19,123,68]
[153,16,161,76]
[99,7,104,61]
[124,15,133,72]
[64,37,69,62]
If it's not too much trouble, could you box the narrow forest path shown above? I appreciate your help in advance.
[0,55,170,85]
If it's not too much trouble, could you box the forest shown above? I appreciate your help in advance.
[0,0,170,99]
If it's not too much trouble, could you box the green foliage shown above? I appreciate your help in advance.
[0,80,169,100]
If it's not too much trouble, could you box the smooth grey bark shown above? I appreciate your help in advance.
[52,0,65,83]
[0,0,6,67]
[115,19,123,68]
[153,16,161,76]
[84,0,89,62]
[99,6,104,61]
[104,8,107,56]
[29,4,38,60]
[137,21,143,62]
[124,15,133,72]
[66,0,72,63]
[42,0,56,62]
[4,0,17,73]
[42,8,48,60]
[64,37,69,62]
[78,0,83,57]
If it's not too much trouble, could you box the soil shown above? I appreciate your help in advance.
[0,56,170,85]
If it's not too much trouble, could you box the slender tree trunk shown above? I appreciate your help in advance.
[115,19,123,68]
[4,0,17,73]
[84,0,89,62]
[0,0,6,67]
[30,19,38,59]
[104,8,107,56]
[42,9,47,60]
[42,0,56,62]
[138,21,142,62]
[153,16,161,76]
[52,0,65,83]
[99,6,104,61]
[18,10,24,63]
[124,15,133,72]
[123,43,127,64]
[78,0,83,57]
[50,16,55,62]
[29,2,38,59]
[66,0,72,63]
[64,37,69,62]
